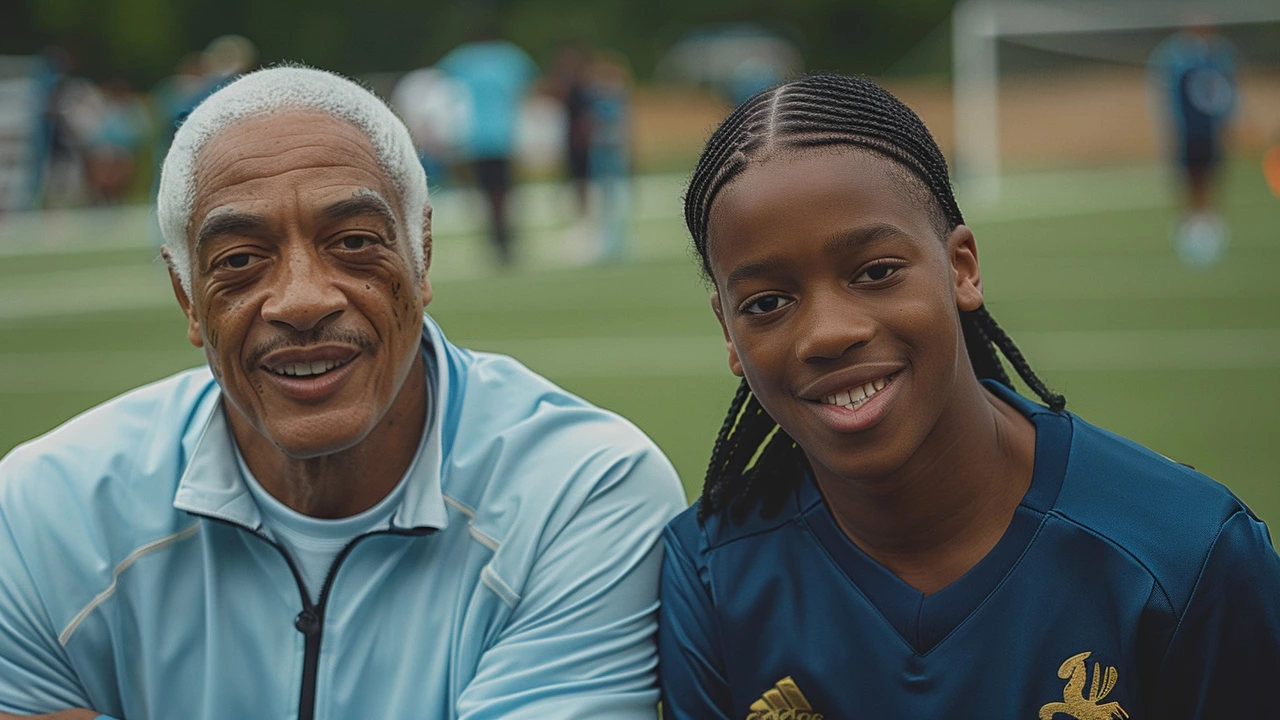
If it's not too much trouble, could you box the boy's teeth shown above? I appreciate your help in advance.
[822,374,895,409]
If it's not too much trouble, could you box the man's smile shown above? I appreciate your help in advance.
[258,346,365,402]
[266,357,356,377]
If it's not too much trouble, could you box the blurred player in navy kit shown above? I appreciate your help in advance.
[659,73,1280,720]
[1149,22,1238,267]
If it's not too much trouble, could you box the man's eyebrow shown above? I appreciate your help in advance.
[195,210,270,251]
[320,193,399,235]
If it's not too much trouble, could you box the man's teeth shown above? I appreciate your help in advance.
[823,376,892,410]
[272,358,347,377]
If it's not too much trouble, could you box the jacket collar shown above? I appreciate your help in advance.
[173,317,451,533]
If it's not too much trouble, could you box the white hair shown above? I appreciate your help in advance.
[157,65,429,297]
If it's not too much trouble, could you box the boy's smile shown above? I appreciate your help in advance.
[706,146,986,483]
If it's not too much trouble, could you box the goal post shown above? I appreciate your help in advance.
[951,0,1280,206]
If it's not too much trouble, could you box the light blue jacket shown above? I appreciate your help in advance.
[0,316,686,719]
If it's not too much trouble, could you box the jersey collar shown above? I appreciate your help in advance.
[797,380,1073,655]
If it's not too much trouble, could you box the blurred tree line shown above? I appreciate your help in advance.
[1,0,954,85]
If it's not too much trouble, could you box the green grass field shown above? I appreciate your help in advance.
[2,160,1278,528]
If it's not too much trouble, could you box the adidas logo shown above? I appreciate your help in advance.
[746,676,824,720]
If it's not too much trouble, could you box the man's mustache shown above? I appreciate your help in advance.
[247,327,377,368]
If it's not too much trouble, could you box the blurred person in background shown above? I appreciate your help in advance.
[1148,22,1239,268]
[586,52,632,263]
[390,66,470,189]
[0,66,683,720]
[551,39,593,219]
[25,46,69,209]
[83,79,149,204]
[27,45,99,209]
[728,56,785,108]
[438,24,538,266]
[150,36,257,205]
[149,52,217,198]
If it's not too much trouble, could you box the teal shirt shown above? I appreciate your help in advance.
[438,40,537,160]
[0,315,686,719]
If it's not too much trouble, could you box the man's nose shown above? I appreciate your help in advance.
[260,249,346,332]
[793,288,875,363]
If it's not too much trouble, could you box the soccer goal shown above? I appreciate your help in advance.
[951,0,1280,205]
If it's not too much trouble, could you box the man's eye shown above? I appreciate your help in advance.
[341,235,376,250]
[221,253,258,270]
[854,264,900,283]
[743,295,793,315]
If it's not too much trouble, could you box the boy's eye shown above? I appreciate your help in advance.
[340,235,377,250]
[742,295,793,315]
[854,263,900,283]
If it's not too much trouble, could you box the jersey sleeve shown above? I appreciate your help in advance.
[0,504,93,713]
[658,520,734,720]
[1152,509,1280,719]
[455,448,686,720]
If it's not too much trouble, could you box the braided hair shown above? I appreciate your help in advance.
[687,74,1065,524]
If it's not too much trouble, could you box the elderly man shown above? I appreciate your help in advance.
[0,67,685,720]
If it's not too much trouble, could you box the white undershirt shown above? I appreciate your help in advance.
[238,450,409,604]
[235,366,431,604]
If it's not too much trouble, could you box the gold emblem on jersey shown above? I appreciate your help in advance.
[1038,651,1129,720]
[746,676,823,720]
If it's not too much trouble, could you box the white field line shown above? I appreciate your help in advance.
[1,328,1277,394]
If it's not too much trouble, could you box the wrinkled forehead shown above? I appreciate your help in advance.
[190,108,397,221]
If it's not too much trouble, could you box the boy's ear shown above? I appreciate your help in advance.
[710,292,744,377]
[949,225,984,312]
[162,247,203,348]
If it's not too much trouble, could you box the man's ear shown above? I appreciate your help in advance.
[419,203,434,307]
[162,247,203,349]
[948,225,984,312]
[710,291,743,377]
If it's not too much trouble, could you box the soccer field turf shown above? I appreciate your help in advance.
[2,160,1278,527]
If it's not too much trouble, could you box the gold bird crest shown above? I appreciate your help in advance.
[1038,651,1129,720]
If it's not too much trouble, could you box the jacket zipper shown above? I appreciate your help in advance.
[192,514,435,720]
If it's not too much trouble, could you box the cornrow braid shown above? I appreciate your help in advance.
[686,73,1064,523]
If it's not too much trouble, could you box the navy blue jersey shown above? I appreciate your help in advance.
[660,382,1280,719]
[1148,33,1237,168]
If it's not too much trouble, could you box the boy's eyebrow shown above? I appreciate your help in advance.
[726,257,791,289]
[822,222,911,255]
[726,222,912,288]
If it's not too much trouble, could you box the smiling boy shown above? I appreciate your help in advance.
[660,74,1280,720]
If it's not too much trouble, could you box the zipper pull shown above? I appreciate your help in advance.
[294,609,320,636]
